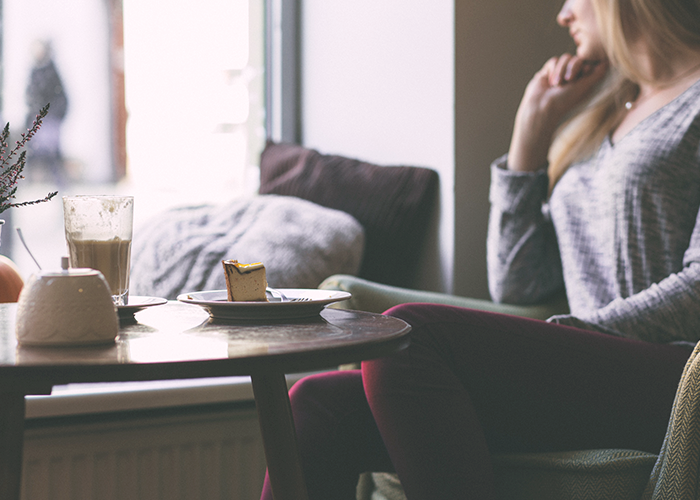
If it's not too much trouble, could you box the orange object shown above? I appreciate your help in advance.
[0,255,23,303]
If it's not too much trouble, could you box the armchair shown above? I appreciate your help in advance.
[319,274,699,500]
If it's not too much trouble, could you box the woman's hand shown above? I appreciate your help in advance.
[507,54,608,172]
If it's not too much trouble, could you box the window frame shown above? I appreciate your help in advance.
[265,0,300,144]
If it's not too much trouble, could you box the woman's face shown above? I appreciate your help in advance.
[557,0,608,62]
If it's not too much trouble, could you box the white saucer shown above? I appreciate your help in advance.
[117,296,168,319]
[177,289,351,321]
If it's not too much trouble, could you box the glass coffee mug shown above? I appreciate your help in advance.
[63,195,134,305]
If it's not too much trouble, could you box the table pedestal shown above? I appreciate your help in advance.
[252,370,310,500]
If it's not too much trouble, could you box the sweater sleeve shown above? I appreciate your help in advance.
[487,155,565,304]
[550,211,700,344]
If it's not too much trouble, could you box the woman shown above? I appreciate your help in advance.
[261,0,700,498]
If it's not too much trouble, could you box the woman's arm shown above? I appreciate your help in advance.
[487,158,564,304]
[551,192,700,344]
[549,263,700,343]
[486,55,608,303]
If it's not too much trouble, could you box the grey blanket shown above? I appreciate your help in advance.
[130,195,365,299]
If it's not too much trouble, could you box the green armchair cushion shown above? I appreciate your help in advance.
[362,449,657,500]
[641,341,700,499]
[493,450,657,500]
[319,274,569,318]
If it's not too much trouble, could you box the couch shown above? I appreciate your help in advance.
[319,274,700,500]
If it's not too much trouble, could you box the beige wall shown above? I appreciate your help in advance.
[454,0,572,299]
[302,1,573,297]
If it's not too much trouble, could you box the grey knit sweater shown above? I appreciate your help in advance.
[487,78,700,343]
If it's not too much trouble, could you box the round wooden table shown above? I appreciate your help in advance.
[0,301,411,500]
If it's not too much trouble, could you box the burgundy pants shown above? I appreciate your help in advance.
[260,304,693,500]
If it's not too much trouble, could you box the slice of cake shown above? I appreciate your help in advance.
[222,260,269,302]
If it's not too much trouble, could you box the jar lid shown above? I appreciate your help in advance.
[36,257,103,278]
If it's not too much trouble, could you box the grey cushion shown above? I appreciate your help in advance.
[131,195,364,299]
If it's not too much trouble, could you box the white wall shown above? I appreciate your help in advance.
[301,0,455,293]
[453,1,572,299]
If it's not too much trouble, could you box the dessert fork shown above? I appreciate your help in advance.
[266,288,311,302]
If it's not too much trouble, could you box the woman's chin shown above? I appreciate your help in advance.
[576,45,607,64]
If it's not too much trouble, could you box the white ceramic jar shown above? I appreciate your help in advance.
[16,257,118,345]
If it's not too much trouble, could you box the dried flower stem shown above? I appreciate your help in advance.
[0,103,58,214]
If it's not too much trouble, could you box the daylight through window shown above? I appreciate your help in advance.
[1,0,266,277]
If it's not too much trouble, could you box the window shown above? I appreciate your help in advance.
[123,0,266,206]
[1,0,275,277]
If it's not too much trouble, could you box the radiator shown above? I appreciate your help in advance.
[21,405,267,500]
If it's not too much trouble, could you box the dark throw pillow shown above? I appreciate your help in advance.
[259,141,439,288]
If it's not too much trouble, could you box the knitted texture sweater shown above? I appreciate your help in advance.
[487,78,700,343]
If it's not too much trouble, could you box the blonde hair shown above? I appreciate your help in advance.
[547,0,700,190]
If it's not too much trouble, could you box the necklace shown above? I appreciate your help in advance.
[624,59,700,110]
[625,88,660,110]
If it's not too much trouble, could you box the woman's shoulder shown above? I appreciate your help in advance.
[656,77,700,121]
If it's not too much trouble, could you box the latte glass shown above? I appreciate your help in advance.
[63,195,134,305]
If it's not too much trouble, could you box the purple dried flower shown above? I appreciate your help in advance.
[0,103,58,214]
